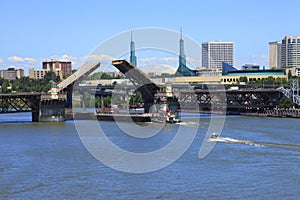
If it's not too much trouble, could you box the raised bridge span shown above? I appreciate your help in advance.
[112,59,160,113]
[0,59,299,121]
[0,62,101,121]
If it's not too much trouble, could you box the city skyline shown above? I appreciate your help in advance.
[1,0,300,73]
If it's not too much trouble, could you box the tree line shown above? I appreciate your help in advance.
[0,71,60,93]
[0,71,122,94]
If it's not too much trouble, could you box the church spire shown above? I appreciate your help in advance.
[130,30,137,66]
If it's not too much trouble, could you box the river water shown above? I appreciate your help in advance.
[0,113,300,199]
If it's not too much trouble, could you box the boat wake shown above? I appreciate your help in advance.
[208,137,264,147]
[208,136,300,149]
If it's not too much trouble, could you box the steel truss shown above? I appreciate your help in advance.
[0,93,41,113]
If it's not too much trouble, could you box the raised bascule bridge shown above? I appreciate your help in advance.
[0,59,299,122]
[112,59,162,113]
[0,62,100,122]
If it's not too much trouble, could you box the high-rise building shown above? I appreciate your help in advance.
[130,30,137,67]
[29,59,72,79]
[42,59,72,78]
[281,36,300,68]
[0,68,24,80]
[269,41,282,69]
[202,41,234,71]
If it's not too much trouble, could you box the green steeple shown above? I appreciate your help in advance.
[175,28,196,76]
[130,30,137,66]
[179,27,186,67]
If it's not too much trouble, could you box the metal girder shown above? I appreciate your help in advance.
[0,93,41,113]
[176,89,283,111]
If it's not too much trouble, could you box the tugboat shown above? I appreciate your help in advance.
[152,83,180,123]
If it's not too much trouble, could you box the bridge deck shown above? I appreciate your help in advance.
[55,62,100,93]
[112,60,158,87]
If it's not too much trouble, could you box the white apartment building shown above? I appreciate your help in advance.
[202,41,234,71]
[269,41,282,69]
[281,36,300,68]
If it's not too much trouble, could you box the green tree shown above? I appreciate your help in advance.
[1,80,11,93]
[95,96,102,108]
[129,91,143,107]
[239,76,248,83]
[44,71,60,83]
[288,70,292,80]
[279,97,294,108]
[104,96,111,108]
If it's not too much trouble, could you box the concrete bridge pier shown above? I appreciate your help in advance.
[32,110,40,122]
[39,97,67,122]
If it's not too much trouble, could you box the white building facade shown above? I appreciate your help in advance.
[269,41,282,69]
[281,36,300,68]
[202,41,234,71]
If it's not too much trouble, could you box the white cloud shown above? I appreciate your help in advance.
[8,56,24,62]
[8,56,36,62]
[140,57,177,63]
[85,54,114,62]
[60,54,77,61]
[24,57,37,62]
[139,64,177,74]
[0,58,3,63]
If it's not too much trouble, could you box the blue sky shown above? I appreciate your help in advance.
[1,0,300,72]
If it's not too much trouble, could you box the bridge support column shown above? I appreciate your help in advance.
[40,99,66,122]
[32,111,40,122]
[66,85,73,109]
[31,95,41,122]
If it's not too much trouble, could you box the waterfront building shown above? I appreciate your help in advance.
[281,36,300,68]
[202,41,234,71]
[29,59,72,79]
[0,68,24,80]
[269,41,281,69]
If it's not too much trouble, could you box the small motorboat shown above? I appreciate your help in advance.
[210,133,219,139]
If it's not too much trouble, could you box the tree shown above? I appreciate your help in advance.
[129,91,143,107]
[279,97,294,108]
[239,76,248,83]
[95,96,102,108]
[288,70,292,80]
[44,71,60,83]
[104,96,111,108]
[1,80,11,93]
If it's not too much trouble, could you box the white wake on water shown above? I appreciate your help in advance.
[208,137,264,147]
